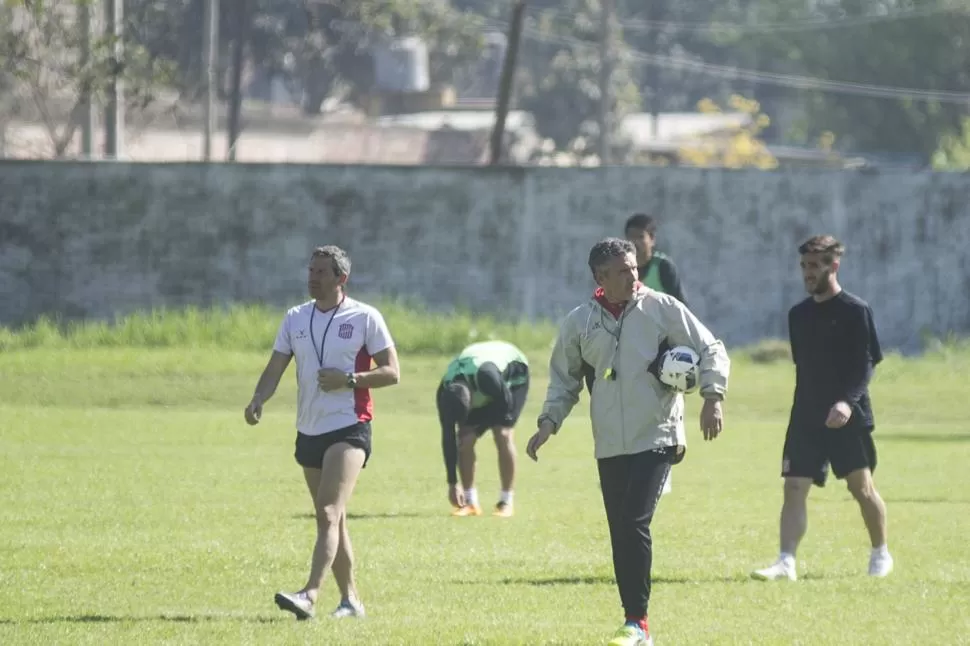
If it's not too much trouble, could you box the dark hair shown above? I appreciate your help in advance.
[624,213,657,236]
[588,237,636,276]
[798,235,844,263]
[311,245,351,277]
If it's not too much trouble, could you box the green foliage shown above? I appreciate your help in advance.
[740,338,792,364]
[675,95,780,169]
[710,0,970,157]
[0,302,559,356]
[244,0,486,113]
[518,0,641,159]
[932,116,970,170]
[0,0,178,156]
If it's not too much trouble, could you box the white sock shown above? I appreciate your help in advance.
[465,488,479,506]
[499,490,513,505]
[872,544,889,556]
[780,552,796,566]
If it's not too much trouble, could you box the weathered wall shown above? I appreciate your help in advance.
[1,162,968,350]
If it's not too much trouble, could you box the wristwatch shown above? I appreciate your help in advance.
[346,373,358,389]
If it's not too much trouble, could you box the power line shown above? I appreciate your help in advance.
[526,3,963,35]
[519,27,970,104]
[624,5,960,35]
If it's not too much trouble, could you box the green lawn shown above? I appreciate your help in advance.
[1,345,968,645]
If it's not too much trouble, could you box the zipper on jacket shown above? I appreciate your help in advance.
[616,304,629,454]
[596,293,641,456]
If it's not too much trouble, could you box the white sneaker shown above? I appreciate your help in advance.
[868,550,893,577]
[274,590,314,620]
[331,597,366,618]
[751,557,797,581]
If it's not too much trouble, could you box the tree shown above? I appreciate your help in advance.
[319,1,486,112]
[673,94,779,169]
[619,0,743,114]
[254,0,486,114]
[0,0,177,158]
[517,0,641,161]
[932,117,970,170]
[710,0,970,158]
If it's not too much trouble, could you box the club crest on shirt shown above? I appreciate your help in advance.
[338,323,354,339]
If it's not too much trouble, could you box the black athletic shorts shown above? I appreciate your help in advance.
[465,379,530,437]
[781,424,877,487]
[294,422,372,469]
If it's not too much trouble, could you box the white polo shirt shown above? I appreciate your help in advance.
[273,296,395,436]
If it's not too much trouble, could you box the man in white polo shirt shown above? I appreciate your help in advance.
[244,245,400,621]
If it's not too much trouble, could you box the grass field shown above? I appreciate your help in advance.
[1,309,969,645]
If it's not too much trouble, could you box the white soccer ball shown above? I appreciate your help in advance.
[658,345,701,393]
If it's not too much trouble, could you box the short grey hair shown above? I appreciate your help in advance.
[311,245,352,277]
[588,237,636,275]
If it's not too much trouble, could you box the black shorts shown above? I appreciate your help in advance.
[294,422,372,469]
[465,380,530,437]
[781,424,877,487]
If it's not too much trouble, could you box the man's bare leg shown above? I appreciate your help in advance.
[302,470,358,604]
[845,467,892,576]
[330,512,358,602]
[780,477,812,556]
[458,426,478,491]
[492,426,516,515]
[452,427,481,514]
[845,468,887,547]
[752,477,812,580]
[301,443,365,603]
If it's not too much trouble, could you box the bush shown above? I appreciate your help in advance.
[743,338,792,364]
[0,301,560,356]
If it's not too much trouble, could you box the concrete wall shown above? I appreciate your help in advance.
[2,161,969,350]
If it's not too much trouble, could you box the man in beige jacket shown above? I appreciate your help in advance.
[526,238,730,646]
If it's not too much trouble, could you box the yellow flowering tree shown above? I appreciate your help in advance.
[931,117,970,171]
[676,95,779,169]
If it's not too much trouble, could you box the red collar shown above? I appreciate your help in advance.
[593,283,642,320]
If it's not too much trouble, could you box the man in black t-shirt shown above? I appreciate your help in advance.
[751,235,893,582]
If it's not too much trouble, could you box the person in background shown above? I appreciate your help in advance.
[624,212,689,495]
[438,340,530,518]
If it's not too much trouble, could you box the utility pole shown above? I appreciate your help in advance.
[644,1,661,141]
[226,0,249,162]
[202,0,219,161]
[597,0,614,164]
[103,0,124,158]
[79,1,97,158]
[488,0,526,166]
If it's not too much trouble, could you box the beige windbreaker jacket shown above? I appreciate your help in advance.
[538,284,731,460]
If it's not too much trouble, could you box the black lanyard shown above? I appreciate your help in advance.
[309,297,344,368]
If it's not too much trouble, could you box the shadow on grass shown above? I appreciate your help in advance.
[886,497,969,504]
[292,511,429,521]
[454,571,858,587]
[797,572,857,581]
[0,613,286,625]
[500,575,615,586]
[879,433,970,443]
[458,574,755,587]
